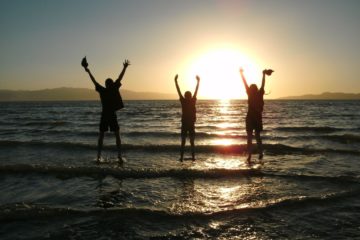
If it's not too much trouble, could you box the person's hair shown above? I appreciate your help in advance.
[249,84,259,96]
[105,78,114,88]
[184,91,192,99]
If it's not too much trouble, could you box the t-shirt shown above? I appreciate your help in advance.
[95,81,124,113]
[246,88,264,115]
[180,97,197,124]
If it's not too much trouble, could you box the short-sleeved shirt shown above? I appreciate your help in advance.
[95,81,124,113]
[180,97,197,125]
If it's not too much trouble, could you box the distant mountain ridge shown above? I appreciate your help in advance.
[0,88,359,101]
[0,87,177,101]
[279,92,360,100]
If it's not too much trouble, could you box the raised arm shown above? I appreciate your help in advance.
[82,57,101,88]
[261,69,273,91]
[174,74,183,98]
[193,75,200,98]
[85,68,101,88]
[240,68,249,93]
[260,70,266,91]
[115,59,131,84]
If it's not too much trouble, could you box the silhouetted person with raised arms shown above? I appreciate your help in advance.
[175,74,200,161]
[240,68,273,163]
[82,57,130,163]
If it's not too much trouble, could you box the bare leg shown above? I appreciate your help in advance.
[246,130,253,163]
[97,131,105,162]
[114,130,122,162]
[190,134,195,161]
[180,135,186,161]
[255,131,263,160]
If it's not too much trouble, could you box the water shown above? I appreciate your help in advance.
[0,100,359,239]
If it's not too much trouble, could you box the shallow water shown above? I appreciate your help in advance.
[0,100,359,239]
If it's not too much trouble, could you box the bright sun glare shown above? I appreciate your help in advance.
[185,48,261,99]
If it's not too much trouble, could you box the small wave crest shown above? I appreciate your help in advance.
[275,126,344,133]
[0,164,359,184]
[1,140,359,155]
[23,121,69,127]
[1,188,359,221]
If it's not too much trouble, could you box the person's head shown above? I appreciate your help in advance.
[249,84,259,96]
[105,78,114,88]
[184,91,192,100]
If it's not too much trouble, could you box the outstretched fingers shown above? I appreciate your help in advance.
[123,59,131,67]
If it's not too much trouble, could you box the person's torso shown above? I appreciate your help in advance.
[97,84,123,113]
[247,90,264,115]
[180,98,197,123]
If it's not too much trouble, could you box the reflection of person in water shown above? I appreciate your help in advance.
[174,74,200,161]
[240,68,273,163]
[82,57,130,163]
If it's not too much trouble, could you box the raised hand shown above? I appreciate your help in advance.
[174,74,178,82]
[239,68,244,74]
[81,57,89,70]
[263,69,274,76]
[123,59,131,68]
[196,75,200,82]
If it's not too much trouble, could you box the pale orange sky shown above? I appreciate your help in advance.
[0,1,360,99]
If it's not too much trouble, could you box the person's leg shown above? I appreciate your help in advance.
[246,130,253,163]
[97,131,105,161]
[189,126,195,160]
[255,130,263,159]
[114,130,122,161]
[109,112,121,162]
[180,124,187,161]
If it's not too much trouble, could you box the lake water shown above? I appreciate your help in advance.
[0,100,359,239]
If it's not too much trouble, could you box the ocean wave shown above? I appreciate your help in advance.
[275,126,345,133]
[23,121,69,127]
[0,164,358,184]
[1,188,359,221]
[0,164,263,179]
[321,134,360,143]
[123,131,247,140]
[0,140,359,155]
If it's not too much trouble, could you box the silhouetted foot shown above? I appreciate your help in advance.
[96,156,102,164]
[246,155,252,165]
[179,157,183,162]
[259,153,263,160]
[117,155,124,164]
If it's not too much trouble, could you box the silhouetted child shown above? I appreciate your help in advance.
[82,57,130,163]
[240,68,273,163]
[174,74,200,161]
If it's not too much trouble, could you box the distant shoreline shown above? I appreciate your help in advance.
[0,88,359,101]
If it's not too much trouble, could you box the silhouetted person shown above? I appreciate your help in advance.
[240,68,273,163]
[174,74,200,161]
[82,57,130,163]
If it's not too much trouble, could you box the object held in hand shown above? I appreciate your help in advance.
[264,69,274,76]
[81,57,88,69]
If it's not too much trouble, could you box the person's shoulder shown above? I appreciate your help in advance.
[114,81,121,88]
[96,84,105,92]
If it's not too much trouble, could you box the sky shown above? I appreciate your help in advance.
[0,0,359,99]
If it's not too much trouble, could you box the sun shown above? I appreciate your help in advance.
[185,48,261,99]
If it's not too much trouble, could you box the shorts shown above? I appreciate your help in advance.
[181,122,195,138]
[246,112,263,133]
[99,112,119,132]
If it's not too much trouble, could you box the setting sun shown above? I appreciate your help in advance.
[185,48,261,99]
